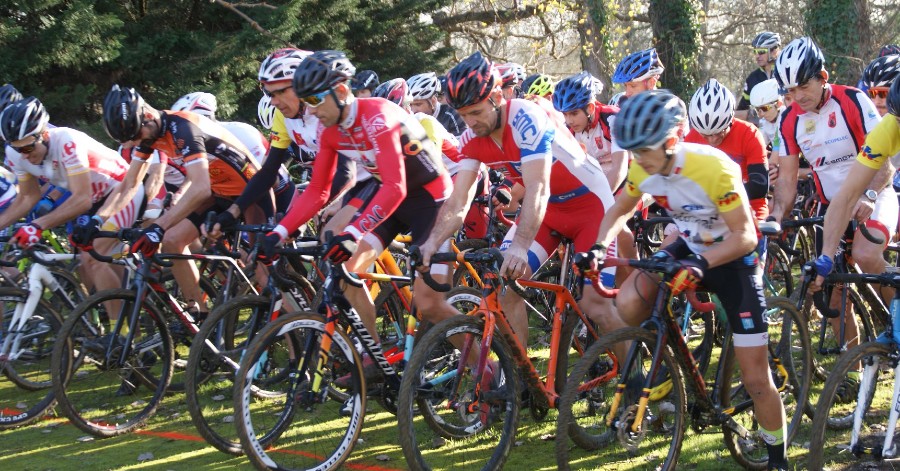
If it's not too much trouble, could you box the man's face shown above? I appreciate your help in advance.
[698,125,731,148]
[306,88,344,127]
[562,108,590,133]
[632,144,670,175]
[755,47,779,68]
[786,75,826,113]
[263,81,301,119]
[355,89,372,98]
[755,101,782,123]
[410,98,435,115]
[10,133,47,165]
[623,76,657,97]
[867,87,890,116]
[120,117,158,149]
[501,85,517,101]
[457,99,498,137]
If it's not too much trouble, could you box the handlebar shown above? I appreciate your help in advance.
[409,246,527,295]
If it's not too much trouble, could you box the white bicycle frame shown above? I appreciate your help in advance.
[0,251,78,361]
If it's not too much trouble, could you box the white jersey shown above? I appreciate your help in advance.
[6,127,127,203]
[0,166,16,208]
[272,108,371,182]
[220,121,269,162]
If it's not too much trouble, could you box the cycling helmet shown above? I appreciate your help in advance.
[372,78,411,107]
[521,74,539,95]
[862,54,900,89]
[613,90,686,150]
[258,48,312,84]
[688,78,735,135]
[351,70,379,91]
[408,72,440,100]
[0,84,23,115]
[552,72,596,112]
[526,74,554,96]
[774,37,825,89]
[751,31,781,49]
[0,97,49,143]
[888,78,900,116]
[749,78,783,107]
[445,51,500,109]
[171,91,218,118]
[608,92,626,107]
[292,50,356,98]
[257,94,276,130]
[102,84,145,142]
[612,48,665,84]
[880,45,900,57]
[497,63,526,87]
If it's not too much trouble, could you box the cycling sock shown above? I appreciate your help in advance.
[759,425,787,469]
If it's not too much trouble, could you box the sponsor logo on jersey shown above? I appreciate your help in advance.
[654,195,671,211]
[363,114,388,137]
[828,112,837,128]
[804,120,815,135]
[511,108,540,149]
[681,204,705,211]
[291,130,306,147]
[824,135,848,145]
[861,144,882,161]
[739,311,755,330]
[717,191,741,208]
[63,142,77,156]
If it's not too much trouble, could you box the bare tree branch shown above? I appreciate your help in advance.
[212,0,294,47]
[432,4,540,31]
[231,2,277,8]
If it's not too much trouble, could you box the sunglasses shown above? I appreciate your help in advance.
[867,87,890,100]
[11,136,42,154]
[261,85,292,98]
[300,89,331,108]
[754,102,779,113]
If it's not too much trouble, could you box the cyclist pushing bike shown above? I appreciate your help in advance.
[579,90,790,470]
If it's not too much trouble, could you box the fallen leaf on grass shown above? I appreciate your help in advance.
[76,436,94,442]
[375,455,390,461]
[137,452,154,462]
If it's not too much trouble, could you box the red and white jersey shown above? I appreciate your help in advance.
[573,104,623,174]
[6,127,127,203]
[457,98,613,206]
[220,121,270,163]
[779,84,881,202]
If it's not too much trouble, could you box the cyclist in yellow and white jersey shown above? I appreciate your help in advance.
[581,90,789,470]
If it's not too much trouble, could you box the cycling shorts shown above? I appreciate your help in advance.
[358,187,443,250]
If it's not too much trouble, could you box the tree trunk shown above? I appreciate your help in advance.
[648,0,701,99]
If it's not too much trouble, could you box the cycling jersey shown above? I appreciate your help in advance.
[573,104,625,181]
[779,84,881,203]
[857,114,900,170]
[625,142,750,255]
[133,111,261,197]
[685,119,769,221]
[738,68,772,111]
[0,166,16,209]
[434,103,467,136]
[220,120,291,197]
[415,111,462,175]
[121,146,186,191]
[5,127,128,203]
[274,98,452,241]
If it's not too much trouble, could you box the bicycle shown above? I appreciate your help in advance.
[807,270,900,470]
[396,247,605,470]
[555,257,811,471]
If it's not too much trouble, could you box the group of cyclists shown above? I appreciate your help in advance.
[1,28,900,470]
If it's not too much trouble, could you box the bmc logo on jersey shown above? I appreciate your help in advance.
[363,114,388,137]
[511,108,539,149]
[860,145,882,162]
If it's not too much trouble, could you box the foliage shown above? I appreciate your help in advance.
[648,0,701,100]
[0,0,451,143]
[805,0,871,86]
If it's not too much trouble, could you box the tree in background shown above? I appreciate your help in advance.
[806,0,872,85]
[649,0,701,99]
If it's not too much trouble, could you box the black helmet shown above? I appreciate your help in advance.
[437,75,448,96]
[351,70,379,91]
[292,50,357,98]
[774,37,825,89]
[103,85,145,142]
[0,96,49,143]
[880,45,900,58]
[0,84,23,116]
[862,55,900,89]
[445,51,499,109]
[888,77,900,117]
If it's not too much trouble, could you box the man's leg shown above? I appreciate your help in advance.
[162,219,205,312]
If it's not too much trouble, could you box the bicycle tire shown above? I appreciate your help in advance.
[185,294,271,455]
[397,314,521,471]
[764,242,793,297]
[555,327,687,470]
[807,341,892,470]
[234,312,365,471]
[50,288,174,437]
[0,288,63,428]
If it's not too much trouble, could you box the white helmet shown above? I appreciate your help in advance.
[257,94,277,130]
[688,78,734,135]
[408,72,440,100]
[258,48,313,84]
[171,92,218,118]
[750,79,783,107]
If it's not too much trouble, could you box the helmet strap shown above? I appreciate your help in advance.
[488,97,502,132]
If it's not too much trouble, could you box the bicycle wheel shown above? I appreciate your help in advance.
[0,288,62,428]
[397,314,521,471]
[50,288,174,437]
[719,299,811,470]
[234,312,365,471]
[45,265,88,315]
[185,294,271,455]
[763,242,793,297]
[555,327,687,471]
[157,274,219,394]
[807,341,893,470]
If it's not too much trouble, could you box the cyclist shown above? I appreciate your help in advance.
[408,71,467,136]
[258,50,457,382]
[735,31,781,122]
[0,97,138,299]
[351,69,379,98]
[524,73,554,99]
[685,78,769,257]
[771,37,896,357]
[612,47,664,98]
[861,54,900,118]
[96,85,268,319]
[497,62,526,101]
[749,78,785,147]
[418,51,619,349]
[583,90,789,470]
